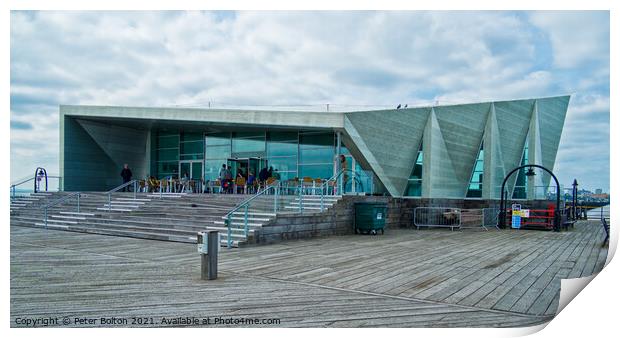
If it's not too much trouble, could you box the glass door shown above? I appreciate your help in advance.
[249,158,261,178]
[179,162,191,180]
[179,160,203,181]
[191,161,202,181]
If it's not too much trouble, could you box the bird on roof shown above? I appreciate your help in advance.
[396,104,401,109]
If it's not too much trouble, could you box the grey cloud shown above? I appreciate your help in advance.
[9,11,610,191]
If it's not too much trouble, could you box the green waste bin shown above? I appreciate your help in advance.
[354,202,387,235]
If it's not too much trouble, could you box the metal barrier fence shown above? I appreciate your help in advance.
[413,207,461,230]
[460,209,484,230]
[482,208,501,230]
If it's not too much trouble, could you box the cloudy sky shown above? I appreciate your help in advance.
[10,11,610,192]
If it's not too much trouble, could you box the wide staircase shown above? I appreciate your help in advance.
[10,169,350,247]
[10,191,343,247]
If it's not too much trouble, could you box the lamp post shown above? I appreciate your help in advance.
[572,179,578,220]
[499,164,561,232]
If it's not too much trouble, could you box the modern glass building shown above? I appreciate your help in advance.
[59,95,569,199]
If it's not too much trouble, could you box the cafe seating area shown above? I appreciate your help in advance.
[136,176,342,196]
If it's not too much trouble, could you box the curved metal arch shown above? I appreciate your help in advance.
[499,164,561,232]
[34,167,48,193]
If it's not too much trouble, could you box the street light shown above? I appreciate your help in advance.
[525,168,536,177]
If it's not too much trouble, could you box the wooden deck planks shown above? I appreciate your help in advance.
[11,220,607,327]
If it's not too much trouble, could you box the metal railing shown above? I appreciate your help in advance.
[10,175,62,199]
[413,207,461,230]
[106,180,138,211]
[158,176,173,198]
[482,207,501,230]
[221,169,349,248]
[223,182,281,248]
[40,192,82,227]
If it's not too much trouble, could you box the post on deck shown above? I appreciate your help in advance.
[198,230,219,280]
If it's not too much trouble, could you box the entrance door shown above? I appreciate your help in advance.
[228,158,265,179]
[179,160,203,181]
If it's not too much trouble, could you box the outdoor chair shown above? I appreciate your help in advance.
[138,180,146,193]
[235,177,247,194]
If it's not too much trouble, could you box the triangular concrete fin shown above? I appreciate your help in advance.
[494,99,535,196]
[535,96,570,189]
[344,107,430,196]
[434,102,490,196]
[422,108,462,198]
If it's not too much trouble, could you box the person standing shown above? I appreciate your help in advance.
[225,165,233,193]
[120,164,133,192]
[258,167,269,187]
[339,155,348,194]
[218,164,227,193]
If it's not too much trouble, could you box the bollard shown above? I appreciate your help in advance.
[197,230,219,280]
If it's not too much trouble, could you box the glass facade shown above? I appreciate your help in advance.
[155,131,179,178]
[153,130,340,183]
[299,132,335,180]
[404,142,423,197]
[466,142,484,198]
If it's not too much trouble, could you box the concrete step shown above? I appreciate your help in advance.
[232,211,276,217]
[59,211,96,216]
[50,215,87,220]
[96,207,133,212]
[149,193,186,198]
[108,200,146,205]
[39,218,78,225]
[116,198,152,202]
[284,206,325,210]
[34,222,70,229]
[103,203,141,208]
[213,220,265,227]
[223,216,272,222]
[290,201,336,206]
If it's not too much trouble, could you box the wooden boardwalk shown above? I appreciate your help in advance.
[10,220,607,327]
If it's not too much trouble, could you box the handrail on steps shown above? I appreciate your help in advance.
[106,180,138,212]
[222,169,348,249]
[40,192,82,228]
[10,175,63,199]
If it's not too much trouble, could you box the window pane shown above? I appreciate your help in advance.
[205,132,231,146]
[269,131,298,142]
[235,131,264,139]
[299,164,333,179]
[300,147,334,164]
[180,154,202,160]
[405,180,422,196]
[158,148,179,161]
[267,141,297,157]
[275,171,297,181]
[205,145,230,159]
[268,157,297,172]
[204,160,227,181]
[181,140,204,155]
[411,163,423,179]
[232,137,265,153]
[158,134,179,148]
[157,161,178,177]
[300,132,333,149]
[181,132,202,142]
